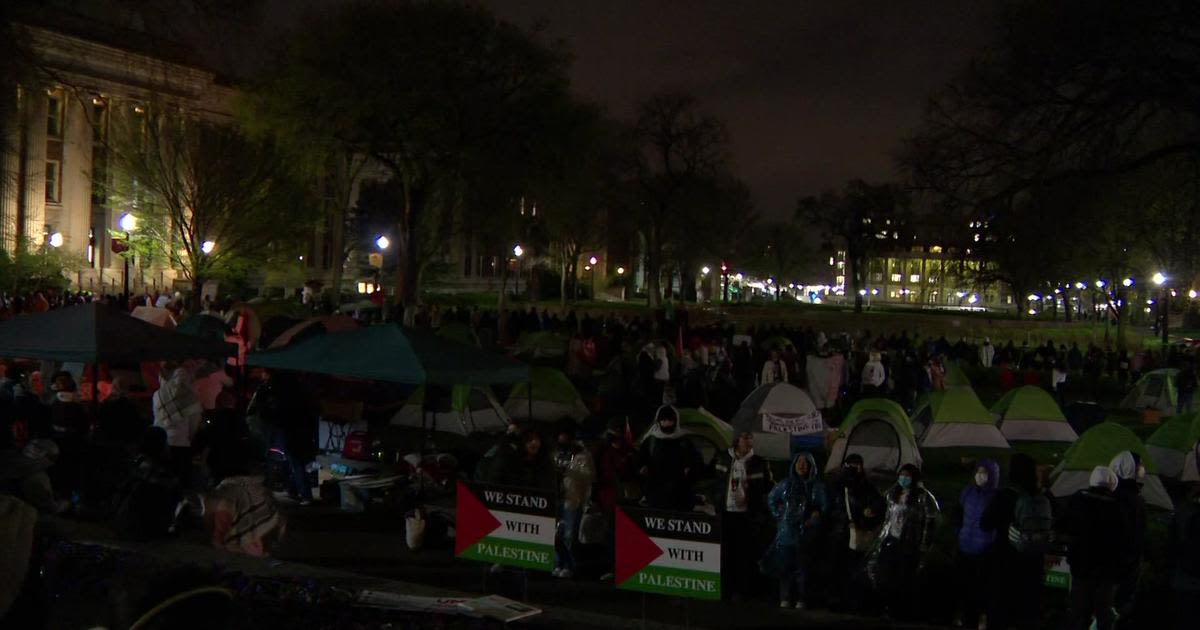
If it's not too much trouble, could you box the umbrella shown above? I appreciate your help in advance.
[176,314,230,342]
[0,303,235,364]
[269,315,360,349]
[245,324,529,385]
[130,306,177,329]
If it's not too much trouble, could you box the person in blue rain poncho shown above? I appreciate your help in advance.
[762,451,827,610]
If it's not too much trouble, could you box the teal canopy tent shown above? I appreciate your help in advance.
[245,324,529,385]
[0,303,235,363]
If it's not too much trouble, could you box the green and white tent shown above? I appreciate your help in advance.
[1120,368,1178,417]
[639,407,734,462]
[943,361,973,391]
[992,386,1078,442]
[1050,422,1172,509]
[391,385,509,435]
[504,366,589,422]
[1145,412,1200,478]
[515,331,569,359]
[917,389,1011,449]
[826,398,921,474]
[730,382,824,460]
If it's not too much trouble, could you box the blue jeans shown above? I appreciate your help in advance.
[556,505,581,572]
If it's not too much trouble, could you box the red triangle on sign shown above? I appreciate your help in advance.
[455,481,502,555]
[615,507,663,586]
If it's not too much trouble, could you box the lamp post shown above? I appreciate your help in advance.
[513,244,524,297]
[118,213,137,301]
[588,256,598,300]
[721,261,729,304]
[616,265,626,301]
[1153,271,1168,352]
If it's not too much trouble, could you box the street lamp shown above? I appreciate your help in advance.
[118,212,137,300]
[48,232,63,248]
[721,261,729,304]
[1153,272,1168,351]
[616,266,626,300]
[375,235,390,250]
[201,240,215,255]
[587,256,598,300]
[513,244,524,296]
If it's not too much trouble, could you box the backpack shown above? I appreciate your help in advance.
[1008,490,1053,554]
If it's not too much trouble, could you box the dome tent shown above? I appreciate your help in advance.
[992,386,1078,442]
[392,384,509,435]
[1120,368,1178,416]
[825,398,921,475]
[943,361,973,391]
[1145,412,1200,478]
[504,366,588,422]
[731,382,824,460]
[917,389,1011,449]
[1049,422,1173,510]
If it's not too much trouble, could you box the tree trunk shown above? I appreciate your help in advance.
[1115,285,1126,349]
[850,253,863,312]
[559,252,569,308]
[190,274,203,313]
[1063,286,1073,322]
[328,201,346,301]
[497,252,509,343]
[646,224,662,309]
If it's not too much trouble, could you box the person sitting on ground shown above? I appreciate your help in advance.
[0,438,68,515]
[197,441,284,557]
[635,405,702,511]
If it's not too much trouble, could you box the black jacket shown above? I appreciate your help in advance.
[826,469,885,539]
[636,431,702,511]
[1057,487,1127,579]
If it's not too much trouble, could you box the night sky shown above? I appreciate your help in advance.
[477,0,1000,216]
[252,0,999,217]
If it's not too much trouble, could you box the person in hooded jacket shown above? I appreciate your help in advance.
[824,453,884,611]
[1057,466,1127,630]
[1108,451,1146,626]
[980,453,1049,630]
[953,459,1000,630]
[869,463,940,620]
[711,431,773,600]
[861,352,886,396]
[552,423,594,579]
[765,451,827,609]
[635,405,701,511]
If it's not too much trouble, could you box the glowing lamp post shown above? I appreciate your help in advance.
[1153,272,1168,351]
[118,212,137,300]
[513,244,524,296]
[616,265,626,300]
[587,255,598,300]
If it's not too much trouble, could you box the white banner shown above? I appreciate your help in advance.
[761,413,823,435]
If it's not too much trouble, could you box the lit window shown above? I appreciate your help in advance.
[828,257,834,266]
[929,245,943,253]
[46,91,63,138]
[357,282,368,294]
[836,261,844,269]
[910,274,920,283]
[973,233,981,242]
[890,273,902,283]
[45,161,61,203]
[835,276,845,286]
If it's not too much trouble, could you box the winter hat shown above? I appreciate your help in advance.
[1089,466,1119,491]
[1109,451,1137,480]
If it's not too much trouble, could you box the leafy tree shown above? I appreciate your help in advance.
[799,180,908,312]
[104,110,315,310]
[630,92,730,308]
[256,0,573,307]
[0,238,82,295]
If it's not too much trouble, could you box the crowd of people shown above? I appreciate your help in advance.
[1,292,1200,629]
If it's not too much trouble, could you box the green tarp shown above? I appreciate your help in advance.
[1059,422,1156,473]
[245,324,528,385]
[992,386,1068,422]
[0,303,234,363]
[1146,412,1200,452]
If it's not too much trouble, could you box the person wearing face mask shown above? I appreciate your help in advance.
[868,463,940,620]
[1108,451,1146,627]
[953,459,1000,630]
[711,431,773,601]
[824,453,884,612]
[1057,466,1127,630]
[635,405,701,511]
[552,423,593,579]
[763,451,827,610]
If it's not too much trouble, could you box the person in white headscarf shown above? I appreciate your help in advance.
[1109,451,1147,624]
[1057,466,1125,630]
